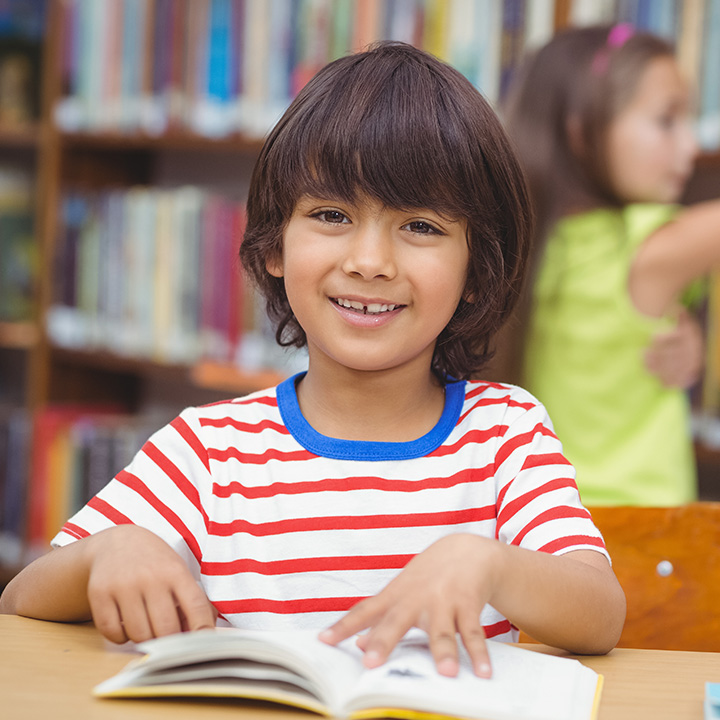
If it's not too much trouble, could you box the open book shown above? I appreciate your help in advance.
[94,628,603,720]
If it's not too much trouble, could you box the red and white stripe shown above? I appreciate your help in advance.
[53,380,607,641]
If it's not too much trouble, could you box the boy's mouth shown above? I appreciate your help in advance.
[332,298,402,315]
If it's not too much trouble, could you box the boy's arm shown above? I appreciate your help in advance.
[320,533,625,678]
[0,524,216,643]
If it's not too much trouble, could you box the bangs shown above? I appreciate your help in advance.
[242,41,533,379]
[266,44,487,218]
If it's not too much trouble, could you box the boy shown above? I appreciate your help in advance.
[0,42,625,678]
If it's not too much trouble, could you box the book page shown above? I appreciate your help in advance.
[94,628,364,715]
[344,637,599,720]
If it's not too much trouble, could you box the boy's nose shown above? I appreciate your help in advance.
[341,229,397,280]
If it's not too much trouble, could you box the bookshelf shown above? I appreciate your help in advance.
[1,0,720,588]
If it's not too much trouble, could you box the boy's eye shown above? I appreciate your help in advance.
[313,210,349,224]
[403,220,441,235]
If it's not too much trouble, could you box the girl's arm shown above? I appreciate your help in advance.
[320,533,625,677]
[0,524,216,643]
[630,199,720,317]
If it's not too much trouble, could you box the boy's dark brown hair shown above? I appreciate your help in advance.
[240,41,532,381]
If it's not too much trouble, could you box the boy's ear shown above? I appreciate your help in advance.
[266,253,284,278]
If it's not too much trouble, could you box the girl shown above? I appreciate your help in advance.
[0,42,624,677]
[501,24,717,506]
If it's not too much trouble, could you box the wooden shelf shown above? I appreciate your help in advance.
[58,129,264,153]
[50,344,190,374]
[191,360,285,395]
[0,123,42,148]
[0,322,39,350]
[49,345,284,397]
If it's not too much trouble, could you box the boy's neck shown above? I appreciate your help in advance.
[295,363,446,443]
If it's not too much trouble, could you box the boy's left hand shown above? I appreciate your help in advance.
[319,533,496,678]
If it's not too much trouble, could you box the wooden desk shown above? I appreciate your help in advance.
[1,614,718,720]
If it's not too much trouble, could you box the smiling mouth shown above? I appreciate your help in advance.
[333,297,403,315]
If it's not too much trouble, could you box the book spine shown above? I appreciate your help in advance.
[202,0,233,136]
[648,0,680,41]
[0,409,31,567]
[475,0,503,105]
[351,0,382,52]
[523,0,555,50]
[152,190,174,361]
[677,0,705,86]
[499,0,526,102]
[422,0,450,61]
[228,204,246,365]
[698,0,720,150]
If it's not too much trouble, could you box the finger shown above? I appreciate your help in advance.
[354,606,415,669]
[457,608,491,678]
[144,585,185,638]
[319,596,383,646]
[88,592,129,644]
[113,591,156,643]
[427,621,460,677]
[173,579,216,632]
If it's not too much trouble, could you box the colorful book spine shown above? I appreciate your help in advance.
[698,0,720,150]
[48,186,259,368]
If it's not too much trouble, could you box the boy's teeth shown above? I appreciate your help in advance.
[336,299,397,314]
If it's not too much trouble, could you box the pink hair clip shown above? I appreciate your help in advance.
[591,23,635,75]
[607,23,635,48]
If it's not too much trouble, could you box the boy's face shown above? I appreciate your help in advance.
[267,194,469,377]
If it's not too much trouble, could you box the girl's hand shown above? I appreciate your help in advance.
[319,534,498,678]
[645,308,704,389]
[85,525,216,644]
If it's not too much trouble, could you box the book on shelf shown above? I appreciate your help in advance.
[54,0,550,136]
[23,406,164,556]
[698,0,720,150]
[48,186,250,366]
[0,405,31,567]
[94,627,603,720]
[0,167,36,323]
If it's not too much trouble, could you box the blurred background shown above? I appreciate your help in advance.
[0,0,719,588]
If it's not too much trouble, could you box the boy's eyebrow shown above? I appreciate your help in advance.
[297,195,463,226]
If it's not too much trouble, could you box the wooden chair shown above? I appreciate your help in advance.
[519,503,720,651]
[586,503,720,651]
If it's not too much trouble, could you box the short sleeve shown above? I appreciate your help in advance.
[492,390,609,561]
[51,408,213,576]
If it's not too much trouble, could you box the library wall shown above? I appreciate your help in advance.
[1,0,720,587]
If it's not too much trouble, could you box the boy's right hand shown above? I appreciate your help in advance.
[85,525,216,644]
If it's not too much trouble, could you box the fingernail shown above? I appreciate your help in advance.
[318,629,334,643]
[476,662,492,678]
[438,657,459,677]
[364,650,383,668]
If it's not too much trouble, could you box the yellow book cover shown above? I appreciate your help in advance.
[95,628,602,720]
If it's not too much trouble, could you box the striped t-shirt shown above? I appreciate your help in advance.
[52,374,607,642]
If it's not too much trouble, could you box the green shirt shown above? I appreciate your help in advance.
[524,205,697,506]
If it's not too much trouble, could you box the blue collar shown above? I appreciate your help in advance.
[276,372,465,461]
